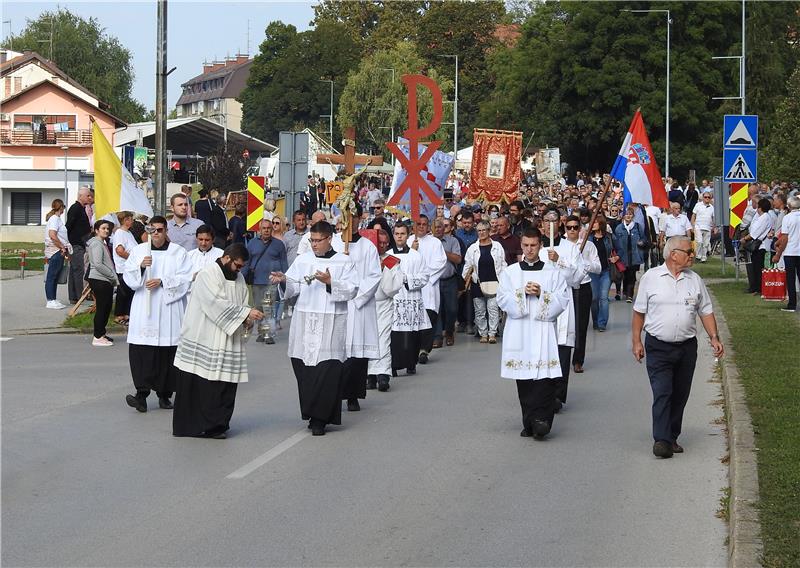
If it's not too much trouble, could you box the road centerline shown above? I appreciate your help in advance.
[226,429,310,479]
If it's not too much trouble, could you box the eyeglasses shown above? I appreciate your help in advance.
[673,248,695,256]
[272,220,281,224]
[565,225,580,230]
[152,228,165,233]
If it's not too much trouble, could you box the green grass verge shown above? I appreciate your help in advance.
[690,255,737,280]
[64,309,125,334]
[709,281,800,567]
[1,241,45,271]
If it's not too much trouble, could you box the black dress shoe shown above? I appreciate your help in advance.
[532,420,550,440]
[520,428,533,437]
[418,351,429,364]
[366,375,377,390]
[126,394,147,413]
[346,399,360,411]
[392,370,398,377]
[671,442,684,453]
[377,375,390,392]
[653,440,674,458]
[406,367,416,375]
[573,363,584,373]
[311,427,326,436]
[158,397,173,410]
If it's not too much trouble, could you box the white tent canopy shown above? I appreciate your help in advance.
[452,145,473,171]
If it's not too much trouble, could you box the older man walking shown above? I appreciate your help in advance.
[632,236,724,458]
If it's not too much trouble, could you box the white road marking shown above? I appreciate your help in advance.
[0,337,13,342]
[226,429,310,479]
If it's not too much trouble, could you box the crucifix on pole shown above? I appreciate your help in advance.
[317,126,383,175]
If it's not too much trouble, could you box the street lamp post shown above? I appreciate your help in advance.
[622,9,671,177]
[61,145,69,204]
[438,54,459,158]
[319,79,334,148]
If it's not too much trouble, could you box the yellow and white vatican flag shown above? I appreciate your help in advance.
[91,118,154,219]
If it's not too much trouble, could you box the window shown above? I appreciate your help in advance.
[191,102,197,114]
[10,192,42,225]
[13,114,76,131]
[212,99,219,111]
[14,76,22,93]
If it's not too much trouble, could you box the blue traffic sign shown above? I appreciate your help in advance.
[723,148,757,183]
[723,115,758,149]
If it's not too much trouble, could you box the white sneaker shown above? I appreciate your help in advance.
[46,300,65,309]
[54,300,67,308]
[92,337,113,347]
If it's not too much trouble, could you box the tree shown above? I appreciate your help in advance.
[239,20,360,145]
[3,8,147,123]
[197,143,250,194]
[480,1,800,181]
[337,42,454,159]
[761,63,800,182]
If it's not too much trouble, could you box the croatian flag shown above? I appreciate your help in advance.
[610,109,668,208]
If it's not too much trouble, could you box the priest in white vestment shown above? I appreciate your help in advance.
[539,209,586,412]
[332,205,381,412]
[498,229,570,440]
[407,214,447,364]
[123,216,193,413]
[367,228,404,392]
[173,244,264,438]
[271,221,359,436]
[186,224,224,282]
[389,223,430,376]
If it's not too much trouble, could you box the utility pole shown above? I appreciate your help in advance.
[741,0,746,114]
[154,0,168,216]
[438,55,459,157]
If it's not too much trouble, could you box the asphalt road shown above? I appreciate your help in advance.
[2,301,727,567]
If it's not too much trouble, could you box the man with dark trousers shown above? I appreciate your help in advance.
[65,186,93,303]
[632,236,724,458]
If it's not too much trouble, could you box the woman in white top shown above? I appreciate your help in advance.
[112,211,138,325]
[462,221,507,343]
[743,198,774,294]
[43,199,72,309]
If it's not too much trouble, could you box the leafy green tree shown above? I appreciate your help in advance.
[337,42,454,159]
[481,1,800,181]
[761,63,800,182]
[239,20,360,145]
[3,8,146,123]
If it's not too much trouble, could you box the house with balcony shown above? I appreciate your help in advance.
[175,55,251,133]
[0,49,125,231]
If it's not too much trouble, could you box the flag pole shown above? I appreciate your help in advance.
[579,174,614,253]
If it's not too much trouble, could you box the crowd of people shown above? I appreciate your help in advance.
[41,169,798,452]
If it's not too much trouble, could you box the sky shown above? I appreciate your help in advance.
[2,0,317,111]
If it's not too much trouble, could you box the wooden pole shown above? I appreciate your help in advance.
[579,175,614,253]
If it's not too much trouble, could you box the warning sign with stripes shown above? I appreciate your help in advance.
[247,176,266,231]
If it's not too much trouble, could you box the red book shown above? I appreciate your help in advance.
[382,255,400,270]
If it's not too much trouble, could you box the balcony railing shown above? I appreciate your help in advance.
[0,128,93,147]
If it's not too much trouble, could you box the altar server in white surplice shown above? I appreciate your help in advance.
[271,221,358,436]
[407,214,447,364]
[173,244,264,438]
[367,228,404,392]
[539,208,585,412]
[332,204,381,412]
[498,228,570,441]
[186,224,224,282]
[389,223,430,376]
[123,216,193,413]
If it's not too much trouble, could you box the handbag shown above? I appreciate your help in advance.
[479,281,499,297]
[611,249,626,273]
[58,259,69,285]
[743,237,762,254]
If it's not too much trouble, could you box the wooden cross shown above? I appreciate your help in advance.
[317,126,383,175]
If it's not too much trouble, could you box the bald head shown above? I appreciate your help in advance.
[311,211,327,224]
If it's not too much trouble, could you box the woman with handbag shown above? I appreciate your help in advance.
[462,221,507,343]
[86,220,118,347]
[43,199,72,309]
[588,215,617,331]
[743,198,774,294]
[613,208,646,303]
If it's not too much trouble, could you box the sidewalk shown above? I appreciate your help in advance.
[0,271,85,335]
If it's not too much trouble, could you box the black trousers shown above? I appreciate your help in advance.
[88,278,114,338]
[746,248,766,293]
[785,255,799,310]
[129,344,177,398]
[644,334,697,443]
[516,378,557,432]
[172,369,238,437]
[623,265,639,299]
[556,344,572,404]
[114,273,134,317]
[68,244,85,302]
[572,283,592,365]
[341,357,368,400]
[419,309,439,353]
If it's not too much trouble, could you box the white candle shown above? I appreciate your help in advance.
[145,239,152,317]
[549,222,555,251]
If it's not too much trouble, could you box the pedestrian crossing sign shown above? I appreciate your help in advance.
[723,115,758,149]
[723,149,757,183]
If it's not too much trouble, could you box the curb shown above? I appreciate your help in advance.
[8,327,82,335]
[710,292,763,567]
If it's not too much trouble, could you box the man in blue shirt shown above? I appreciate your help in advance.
[454,210,478,334]
[243,219,288,336]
